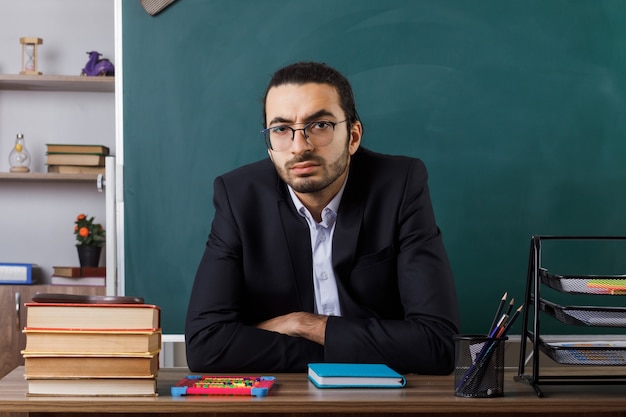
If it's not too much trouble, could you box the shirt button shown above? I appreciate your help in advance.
[320,272,328,280]
[319,234,326,242]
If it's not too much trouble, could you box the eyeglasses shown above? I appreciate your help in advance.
[261,120,347,152]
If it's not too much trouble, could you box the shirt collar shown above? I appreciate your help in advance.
[288,172,349,226]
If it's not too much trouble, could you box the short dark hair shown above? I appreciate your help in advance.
[262,62,360,129]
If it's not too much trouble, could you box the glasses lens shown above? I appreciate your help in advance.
[267,126,293,151]
[304,122,335,147]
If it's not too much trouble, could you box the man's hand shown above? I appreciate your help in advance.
[255,312,328,345]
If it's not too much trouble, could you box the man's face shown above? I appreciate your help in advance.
[265,82,361,195]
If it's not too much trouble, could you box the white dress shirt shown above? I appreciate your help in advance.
[288,178,348,317]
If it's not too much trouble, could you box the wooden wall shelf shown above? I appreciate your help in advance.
[0,172,100,182]
[0,74,114,92]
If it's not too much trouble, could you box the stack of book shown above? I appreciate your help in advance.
[50,266,106,287]
[45,144,110,175]
[22,299,161,396]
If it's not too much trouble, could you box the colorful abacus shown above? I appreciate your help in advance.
[171,375,276,397]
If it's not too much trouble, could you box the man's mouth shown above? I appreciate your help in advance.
[290,161,318,175]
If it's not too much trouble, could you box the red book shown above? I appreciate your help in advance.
[52,266,105,278]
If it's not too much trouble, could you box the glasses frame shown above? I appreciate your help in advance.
[261,120,347,151]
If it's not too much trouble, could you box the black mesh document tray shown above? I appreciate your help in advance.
[516,235,626,397]
[540,268,626,295]
[540,299,626,327]
[539,339,626,366]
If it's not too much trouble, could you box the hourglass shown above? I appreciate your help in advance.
[20,37,43,75]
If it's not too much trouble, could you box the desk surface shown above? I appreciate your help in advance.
[1,367,626,416]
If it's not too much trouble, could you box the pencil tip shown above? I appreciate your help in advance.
[502,292,508,299]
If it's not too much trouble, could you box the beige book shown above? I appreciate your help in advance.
[25,303,160,331]
[26,377,157,396]
[23,353,159,378]
[23,329,161,354]
[45,153,106,166]
[47,165,106,175]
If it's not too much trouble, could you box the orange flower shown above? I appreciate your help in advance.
[74,213,105,247]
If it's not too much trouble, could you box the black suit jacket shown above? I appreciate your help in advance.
[185,147,460,374]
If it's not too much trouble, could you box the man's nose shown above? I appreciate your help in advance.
[291,128,313,152]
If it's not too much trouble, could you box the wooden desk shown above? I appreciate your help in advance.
[1,367,626,416]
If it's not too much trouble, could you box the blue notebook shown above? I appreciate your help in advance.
[307,363,406,388]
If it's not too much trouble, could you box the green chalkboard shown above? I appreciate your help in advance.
[122,0,626,335]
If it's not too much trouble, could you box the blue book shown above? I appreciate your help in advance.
[307,363,406,388]
[0,263,33,284]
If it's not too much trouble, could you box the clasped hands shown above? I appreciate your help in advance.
[255,311,328,345]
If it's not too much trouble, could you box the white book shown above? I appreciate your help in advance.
[27,378,157,396]
[50,275,105,286]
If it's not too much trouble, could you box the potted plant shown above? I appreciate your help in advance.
[74,213,106,267]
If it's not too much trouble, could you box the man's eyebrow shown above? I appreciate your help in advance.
[268,116,291,126]
[268,109,337,126]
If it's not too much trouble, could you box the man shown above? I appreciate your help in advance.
[185,62,460,374]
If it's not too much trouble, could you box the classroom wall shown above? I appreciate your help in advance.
[121,0,626,335]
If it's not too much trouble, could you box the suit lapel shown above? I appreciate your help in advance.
[332,168,365,284]
[276,188,315,313]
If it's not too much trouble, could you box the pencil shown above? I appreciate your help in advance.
[505,297,515,317]
[489,313,508,338]
[489,292,507,334]
[502,304,524,336]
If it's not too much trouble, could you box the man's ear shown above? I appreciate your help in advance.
[267,149,274,162]
[348,121,363,156]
